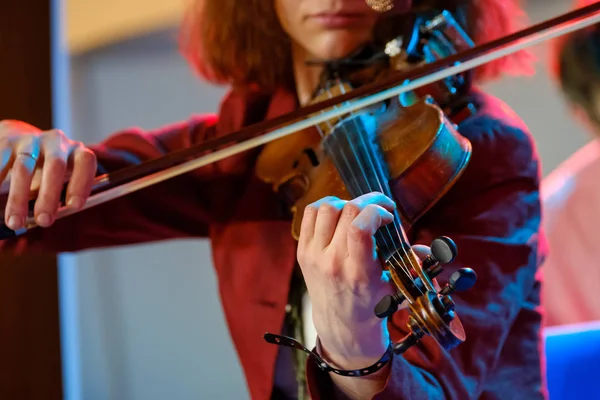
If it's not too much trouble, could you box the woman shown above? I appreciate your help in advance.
[0,0,545,399]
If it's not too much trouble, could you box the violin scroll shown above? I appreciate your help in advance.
[374,235,458,319]
[375,228,476,355]
[393,267,477,355]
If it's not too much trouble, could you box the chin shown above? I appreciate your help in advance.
[309,31,370,61]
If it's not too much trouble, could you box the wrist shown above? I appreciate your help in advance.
[315,333,393,399]
[317,322,390,370]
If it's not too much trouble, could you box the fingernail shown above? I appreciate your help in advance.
[37,213,51,227]
[67,196,83,209]
[7,215,22,229]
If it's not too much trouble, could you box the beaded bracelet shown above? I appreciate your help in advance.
[263,333,393,377]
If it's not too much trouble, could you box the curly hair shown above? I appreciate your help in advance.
[179,0,534,92]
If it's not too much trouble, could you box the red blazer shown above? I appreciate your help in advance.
[2,87,547,399]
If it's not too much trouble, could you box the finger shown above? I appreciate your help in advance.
[346,204,394,264]
[0,120,41,136]
[0,121,39,194]
[313,198,346,249]
[33,131,69,227]
[409,244,443,290]
[332,192,396,245]
[0,147,14,191]
[5,136,41,230]
[342,192,396,226]
[298,196,341,246]
[65,143,97,210]
[354,192,396,212]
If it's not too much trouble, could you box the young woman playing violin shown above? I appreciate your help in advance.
[0,0,545,399]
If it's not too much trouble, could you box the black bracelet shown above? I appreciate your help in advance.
[263,332,394,377]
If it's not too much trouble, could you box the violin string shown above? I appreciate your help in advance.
[316,81,420,293]
[345,124,417,277]
[326,82,415,285]
[336,82,424,294]
[334,137,416,287]
[332,82,421,292]
[342,107,423,294]
[319,86,399,261]
[322,84,400,263]
[329,129,398,263]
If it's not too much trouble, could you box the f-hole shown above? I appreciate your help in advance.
[303,148,320,166]
[292,148,320,169]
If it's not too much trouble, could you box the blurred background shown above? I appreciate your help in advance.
[0,0,596,399]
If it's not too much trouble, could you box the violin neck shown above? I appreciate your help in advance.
[321,109,411,260]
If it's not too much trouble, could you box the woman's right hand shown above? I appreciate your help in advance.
[0,120,97,230]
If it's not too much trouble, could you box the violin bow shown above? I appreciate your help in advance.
[4,2,600,238]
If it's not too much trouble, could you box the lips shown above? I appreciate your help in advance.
[309,12,367,28]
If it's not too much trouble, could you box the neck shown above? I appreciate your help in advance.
[292,44,324,106]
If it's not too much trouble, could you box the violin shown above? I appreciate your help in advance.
[260,10,477,356]
[2,2,600,358]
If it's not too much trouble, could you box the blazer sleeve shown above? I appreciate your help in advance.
[0,92,262,254]
[306,115,546,399]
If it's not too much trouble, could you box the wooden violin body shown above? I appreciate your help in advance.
[256,89,471,240]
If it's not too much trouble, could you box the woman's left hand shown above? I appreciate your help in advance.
[297,192,412,370]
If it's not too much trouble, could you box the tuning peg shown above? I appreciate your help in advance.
[439,268,477,296]
[374,291,405,319]
[432,236,458,263]
[423,236,458,279]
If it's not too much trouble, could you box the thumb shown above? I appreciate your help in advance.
[411,244,442,291]
[411,244,431,260]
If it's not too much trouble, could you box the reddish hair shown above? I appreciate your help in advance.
[179,0,534,92]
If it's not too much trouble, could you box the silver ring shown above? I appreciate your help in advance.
[17,152,38,161]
